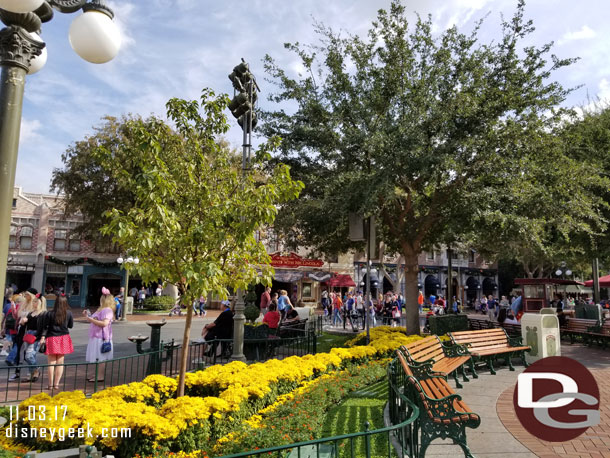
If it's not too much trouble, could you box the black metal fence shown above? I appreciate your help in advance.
[217,357,420,458]
[0,330,317,403]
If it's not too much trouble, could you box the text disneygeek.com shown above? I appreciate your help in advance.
[5,405,131,441]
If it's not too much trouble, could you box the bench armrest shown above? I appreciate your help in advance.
[508,336,524,347]
[408,360,448,381]
[420,392,469,418]
[441,342,471,358]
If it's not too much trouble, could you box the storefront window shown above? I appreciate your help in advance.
[54,230,67,251]
[69,236,81,252]
[70,279,80,296]
[20,226,33,250]
[9,225,17,249]
[302,283,312,298]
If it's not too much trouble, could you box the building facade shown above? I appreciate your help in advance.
[353,248,499,305]
[7,187,498,308]
[7,187,125,308]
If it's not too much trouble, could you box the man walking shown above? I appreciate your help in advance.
[260,286,271,316]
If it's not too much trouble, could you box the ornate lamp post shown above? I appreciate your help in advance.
[117,254,138,320]
[0,0,120,303]
[227,59,259,361]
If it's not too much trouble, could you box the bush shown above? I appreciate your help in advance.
[244,305,260,322]
[143,296,177,311]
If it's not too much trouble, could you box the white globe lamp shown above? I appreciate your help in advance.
[0,0,43,13]
[69,7,121,64]
[133,257,140,265]
[27,32,46,75]
[565,269,572,276]
[126,256,134,264]
[555,269,562,277]
[116,257,124,264]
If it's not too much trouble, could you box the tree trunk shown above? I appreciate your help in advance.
[403,253,420,335]
[177,293,194,397]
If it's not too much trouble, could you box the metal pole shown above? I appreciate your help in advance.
[120,267,129,321]
[0,26,43,311]
[446,246,453,309]
[231,81,251,362]
[592,257,600,304]
[365,217,371,344]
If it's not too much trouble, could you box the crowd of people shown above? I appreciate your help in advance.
[198,287,304,355]
[320,289,405,329]
[1,286,115,387]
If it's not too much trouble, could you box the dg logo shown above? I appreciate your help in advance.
[513,356,600,441]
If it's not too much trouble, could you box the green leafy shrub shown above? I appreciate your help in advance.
[143,295,177,311]
[244,305,260,322]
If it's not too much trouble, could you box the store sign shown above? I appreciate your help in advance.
[274,270,304,282]
[270,252,324,269]
[67,266,84,275]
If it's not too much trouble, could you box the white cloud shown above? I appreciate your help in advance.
[19,118,42,145]
[558,25,596,45]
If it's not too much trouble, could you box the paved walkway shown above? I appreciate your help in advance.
[425,343,610,457]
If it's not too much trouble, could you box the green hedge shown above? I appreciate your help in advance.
[143,296,177,311]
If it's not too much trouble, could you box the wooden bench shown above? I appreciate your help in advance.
[500,322,522,337]
[449,328,530,375]
[401,336,475,388]
[585,320,610,347]
[278,318,308,338]
[468,317,495,331]
[396,349,480,457]
[561,318,599,345]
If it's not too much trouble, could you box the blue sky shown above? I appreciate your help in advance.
[18,0,610,193]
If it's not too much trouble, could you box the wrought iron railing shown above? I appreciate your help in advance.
[217,357,420,458]
[0,330,317,403]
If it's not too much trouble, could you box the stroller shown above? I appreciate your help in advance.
[168,302,183,316]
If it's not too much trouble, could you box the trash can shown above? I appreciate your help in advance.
[521,311,561,364]
[125,297,134,315]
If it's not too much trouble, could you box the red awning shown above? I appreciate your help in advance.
[584,274,610,288]
[328,274,356,288]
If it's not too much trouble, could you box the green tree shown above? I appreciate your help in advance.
[101,89,302,396]
[261,0,584,333]
[50,115,142,242]
[561,104,610,267]
[473,129,607,278]
[50,116,239,244]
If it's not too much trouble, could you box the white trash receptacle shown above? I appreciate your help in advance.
[520,311,561,364]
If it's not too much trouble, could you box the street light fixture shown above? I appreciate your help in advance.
[0,0,120,308]
[228,58,259,362]
[117,254,138,321]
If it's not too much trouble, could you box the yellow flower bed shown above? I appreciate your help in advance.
[8,327,422,454]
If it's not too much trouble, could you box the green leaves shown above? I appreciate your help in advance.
[98,89,301,302]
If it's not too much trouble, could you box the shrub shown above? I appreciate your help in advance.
[244,305,260,322]
[143,296,177,311]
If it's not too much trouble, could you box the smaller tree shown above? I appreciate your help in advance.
[101,89,302,396]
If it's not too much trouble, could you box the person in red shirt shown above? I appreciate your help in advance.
[332,293,343,327]
[260,286,271,316]
[263,303,281,329]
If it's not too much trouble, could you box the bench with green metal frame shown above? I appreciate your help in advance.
[585,320,610,348]
[560,317,599,345]
[400,335,475,389]
[448,328,530,375]
[396,349,480,458]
